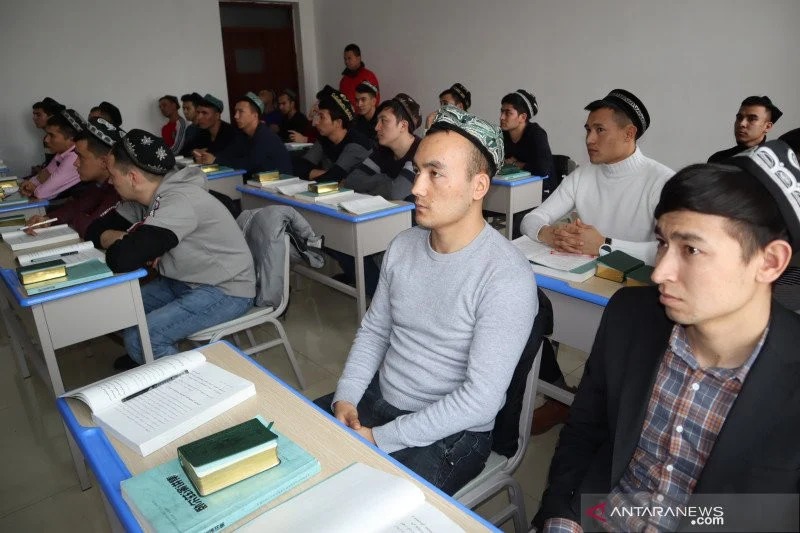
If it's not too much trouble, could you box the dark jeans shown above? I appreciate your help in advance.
[315,377,492,495]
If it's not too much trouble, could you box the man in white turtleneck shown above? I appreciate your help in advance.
[521,89,673,265]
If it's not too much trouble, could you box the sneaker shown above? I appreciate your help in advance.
[113,354,140,371]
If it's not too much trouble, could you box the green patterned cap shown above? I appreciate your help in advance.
[428,105,503,176]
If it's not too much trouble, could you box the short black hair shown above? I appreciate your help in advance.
[159,95,179,107]
[344,43,361,56]
[74,130,112,157]
[376,97,420,131]
[740,95,782,122]
[235,96,261,116]
[501,93,531,121]
[180,92,202,105]
[318,98,352,130]
[45,113,79,140]
[109,141,159,181]
[584,100,633,130]
[654,163,789,261]
[33,97,65,116]
[279,89,298,104]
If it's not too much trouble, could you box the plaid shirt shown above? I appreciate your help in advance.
[545,324,766,533]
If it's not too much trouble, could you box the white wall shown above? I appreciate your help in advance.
[313,0,800,171]
[0,0,230,176]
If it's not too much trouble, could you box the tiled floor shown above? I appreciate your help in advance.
[0,275,587,532]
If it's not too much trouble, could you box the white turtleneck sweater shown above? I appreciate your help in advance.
[520,146,674,264]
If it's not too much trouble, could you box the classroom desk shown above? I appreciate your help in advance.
[0,197,49,219]
[238,185,414,319]
[206,168,246,200]
[484,176,544,238]
[57,341,497,532]
[535,273,621,405]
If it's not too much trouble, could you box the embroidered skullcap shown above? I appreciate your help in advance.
[98,101,122,127]
[39,97,65,115]
[393,93,421,130]
[727,140,800,250]
[61,109,86,133]
[586,89,650,139]
[199,94,224,113]
[428,105,504,177]
[514,89,538,120]
[120,129,175,176]
[86,117,122,147]
[779,128,800,154]
[243,92,265,114]
[319,90,355,121]
[447,83,471,110]
[741,95,783,123]
[355,80,379,96]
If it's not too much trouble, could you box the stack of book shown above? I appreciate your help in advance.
[15,258,113,295]
[293,181,355,205]
[0,176,19,199]
[513,236,597,282]
[596,250,654,285]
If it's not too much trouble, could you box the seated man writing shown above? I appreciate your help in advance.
[316,106,538,495]
[536,140,800,532]
[86,130,255,370]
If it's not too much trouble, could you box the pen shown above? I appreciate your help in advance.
[121,370,189,403]
[30,251,79,264]
[19,218,58,231]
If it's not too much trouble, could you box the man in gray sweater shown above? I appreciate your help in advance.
[317,106,538,495]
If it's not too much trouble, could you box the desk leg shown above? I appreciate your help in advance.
[31,305,66,396]
[130,280,154,364]
[505,193,513,239]
[354,235,367,321]
[0,296,31,379]
[64,421,92,490]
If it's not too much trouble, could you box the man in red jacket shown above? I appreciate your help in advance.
[339,43,380,106]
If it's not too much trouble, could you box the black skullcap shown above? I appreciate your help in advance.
[586,89,650,139]
[727,140,800,251]
[39,97,66,116]
[315,85,336,100]
[393,93,422,130]
[98,101,122,127]
[514,89,538,120]
[86,117,122,147]
[355,80,379,96]
[741,95,783,123]
[319,90,355,122]
[61,109,86,133]
[448,83,471,110]
[779,128,800,154]
[120,129,175,175]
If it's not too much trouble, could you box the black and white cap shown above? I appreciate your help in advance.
[61,109,86,133]
[121,129,175,176]
[728,139,800,251]
[86,117,122,147]
[586,89,650,139]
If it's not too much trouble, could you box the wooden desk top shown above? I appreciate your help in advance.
[65,342,492,531]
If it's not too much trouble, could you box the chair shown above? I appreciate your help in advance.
[187,234,306,389]
[454,343,543,532]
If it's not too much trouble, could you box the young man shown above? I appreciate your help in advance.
[25,118,121,239]
[159,95,187,154]
[500,89,554,179]
[30,97,65,171]
[339,43,380,106]
[293,89,372,182]
[210,92,292,175]
[425,82,471,128]
[708,95,782,163]
[85,130,255,369]
[180,92,202,149]
[276,89,311,143]
[20,109,84,200]
[351,81,379,143]
[257,88,282,129]
[520,89,673,433]
[185,94,238,162]
[536,141,800,532]
[316,105,538,495]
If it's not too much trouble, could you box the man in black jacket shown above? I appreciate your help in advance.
[536,140,800,532]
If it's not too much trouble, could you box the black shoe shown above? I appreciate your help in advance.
[114,354,140,371]
[332,272,355,286]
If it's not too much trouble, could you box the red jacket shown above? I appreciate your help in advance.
[339,63,380,106]
[48,181,120,239]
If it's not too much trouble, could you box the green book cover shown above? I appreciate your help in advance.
[626,264,655,286]
[121,430,320,533]
[495,165,531,181]
[23,258,113,295]
[178,416,277,472]
[597,250,643,275]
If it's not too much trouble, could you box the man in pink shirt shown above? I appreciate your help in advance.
[21,109,83,200]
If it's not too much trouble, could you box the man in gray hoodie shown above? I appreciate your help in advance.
[86,129,256,370]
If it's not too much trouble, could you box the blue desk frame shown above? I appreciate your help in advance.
[206,168,247,200]
[58,341,499,533]
[0,197,49,216]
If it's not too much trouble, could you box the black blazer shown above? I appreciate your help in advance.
[535,286,800,530]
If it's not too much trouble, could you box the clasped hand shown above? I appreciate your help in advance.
[333,401,375,444]
[551,219,604,256]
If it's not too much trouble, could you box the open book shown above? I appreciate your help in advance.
[17,240,106,266]
[1,224,78,251]
[276,180,316,196]
[513,235,597,283]
[339,194,396,215]
[61,350,255,456]
[237,462,464,533]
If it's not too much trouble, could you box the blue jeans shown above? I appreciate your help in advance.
[315,377,492,495]
[123,276,253,364]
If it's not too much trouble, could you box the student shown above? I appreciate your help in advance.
[293,89,372,182]
[520,89,673,434]
[158,95,187,154]
[425,82,471,129]
[180,92,202,149]
[20,109,84,200]
[210,92,292,175]
[257,88,282,129]
[351,81,379,143]
[708,95,782,163]
[25,118,121,239]
[89,101,123,127]
[276,89,311,143]
[86,130,255,369]
[30,97,66,171]
[315,105,537,495]
[185,94,238,162]
[535,141,800,532]
[339,43,380,106]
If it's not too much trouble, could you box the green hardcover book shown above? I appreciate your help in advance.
[625,264,655,287]
[23,258,113,295]
[121,429,320,533]
[595,250,644,283]
[16,258,67,285]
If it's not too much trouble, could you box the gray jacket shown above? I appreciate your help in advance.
[237,206,324,308]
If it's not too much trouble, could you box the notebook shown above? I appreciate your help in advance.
[1,224,79,251]
[17,241,106,267]
[513,236,597,283]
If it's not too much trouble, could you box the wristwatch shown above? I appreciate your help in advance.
[599,237,612,255]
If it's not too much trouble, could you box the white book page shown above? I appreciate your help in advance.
[62,351,207,412]
[313,189,355,205]
[513,235,594,271]
[339,195,395,214]
[238,463,463,533]
[17,241,100,266]
[260,177,302,191]
[277,181,315,195]
[379,501,464,533]
[95,362,255,456]
[3,224,78,251]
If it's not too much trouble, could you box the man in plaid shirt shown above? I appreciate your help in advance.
[535,140,800,532]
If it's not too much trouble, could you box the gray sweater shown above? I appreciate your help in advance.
[333,223,538,453]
